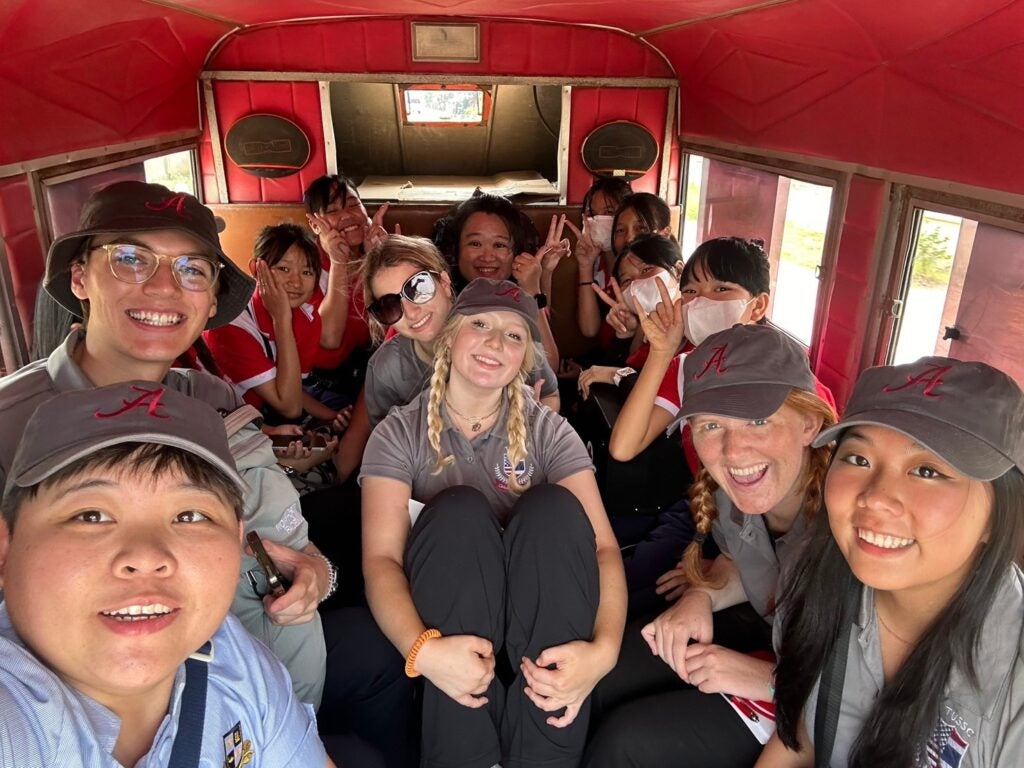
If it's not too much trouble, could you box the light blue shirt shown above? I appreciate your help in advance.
[0,605,327,768]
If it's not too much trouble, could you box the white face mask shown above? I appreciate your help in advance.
[685,296,754,346]
[586,215,614,253]
[629,270,681,315]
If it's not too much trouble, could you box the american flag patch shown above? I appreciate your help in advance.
[923,718,969,768]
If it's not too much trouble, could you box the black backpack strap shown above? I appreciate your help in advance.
[167,641,213,767]
[814,584,859,768]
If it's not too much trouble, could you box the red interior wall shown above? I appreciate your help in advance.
[0,176,45,342]
[660,0,1024,197]
[568,89,669,204]
[212,81,328,203]
[206,20,675,205]
[0,8,226,167]
[814,175,889,409]
[209,18,671,79]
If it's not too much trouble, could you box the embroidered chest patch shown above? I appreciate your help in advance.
[924,718,970,768]
[493,450,535,490]
[223,721,254,767]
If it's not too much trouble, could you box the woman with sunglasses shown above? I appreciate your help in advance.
[362,235,560,429]
[204,223,349,431]
[761,357,1024,767]
[361,278,626,768]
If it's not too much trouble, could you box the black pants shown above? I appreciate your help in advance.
[584,604,771,768]
[407,484,600,768]
[302,478,365,607]
[318,606,417,768]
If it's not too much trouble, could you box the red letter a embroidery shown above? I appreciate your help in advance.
[145,193,190,219]
[883,363,952,398]
[694,345,729,380]
[94,385,170,419]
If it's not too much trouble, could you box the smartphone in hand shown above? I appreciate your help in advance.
[246,531,291,598]
[270,432,330,456]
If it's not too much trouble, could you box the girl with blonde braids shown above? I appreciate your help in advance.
[360,278,626,768]
[585,323,835,768]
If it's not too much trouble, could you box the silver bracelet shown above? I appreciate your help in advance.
[311,552,338,603]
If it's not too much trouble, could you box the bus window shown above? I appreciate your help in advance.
[889,207,1024,386]
[681,153,832,346]
[43,148,197,240]
[143,149,197,195]
[401,85,489,125]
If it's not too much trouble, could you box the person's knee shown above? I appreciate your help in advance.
[415,484,495,536]
[510,483,593,541]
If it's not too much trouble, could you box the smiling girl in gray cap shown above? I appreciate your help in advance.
[360,278,625,768]
[763,357,1024,767]
[586,322,837,768]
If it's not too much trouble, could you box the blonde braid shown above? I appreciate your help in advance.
[504,375,532,494]
[682,467,722,587]
[427,338,456,475]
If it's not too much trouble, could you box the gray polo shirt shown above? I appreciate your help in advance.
[0,331,325,707]
[365,335,559,427]
[799,567,1024,767]
[360,385,593,521]
[711,488,807,621]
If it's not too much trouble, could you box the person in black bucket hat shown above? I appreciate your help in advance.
[45,180,253,329]
[0,181,414,767]
[768,356,1024,767]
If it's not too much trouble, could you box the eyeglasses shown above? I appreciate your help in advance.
[367,270,440,325]
[91,243,222,292]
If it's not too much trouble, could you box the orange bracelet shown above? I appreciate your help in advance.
[404,628,442,677]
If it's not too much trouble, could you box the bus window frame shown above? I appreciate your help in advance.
[0,239,29,373]
[397,83,493,128]
[35,142,200,247]
[678,142,846,366]
[868,185,1024,369]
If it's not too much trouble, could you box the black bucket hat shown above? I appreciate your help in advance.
[44,181,254,329]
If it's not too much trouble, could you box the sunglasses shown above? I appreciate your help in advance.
[367,270,441,325]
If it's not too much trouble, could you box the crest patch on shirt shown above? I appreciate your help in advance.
[493,450,535,490]
[223,721,254,767]
[923,718,969,768]
[275,503,304,535]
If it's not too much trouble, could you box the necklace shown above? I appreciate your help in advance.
[445,397,500,432]
[876,609,915,646]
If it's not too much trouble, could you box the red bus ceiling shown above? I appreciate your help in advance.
[2,0,1024,194]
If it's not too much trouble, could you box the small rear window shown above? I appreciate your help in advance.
[400,85,489,126]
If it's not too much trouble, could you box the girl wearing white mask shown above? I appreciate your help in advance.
[576,234,684,398]
[608,237,772,466]
[567,177,633,341]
